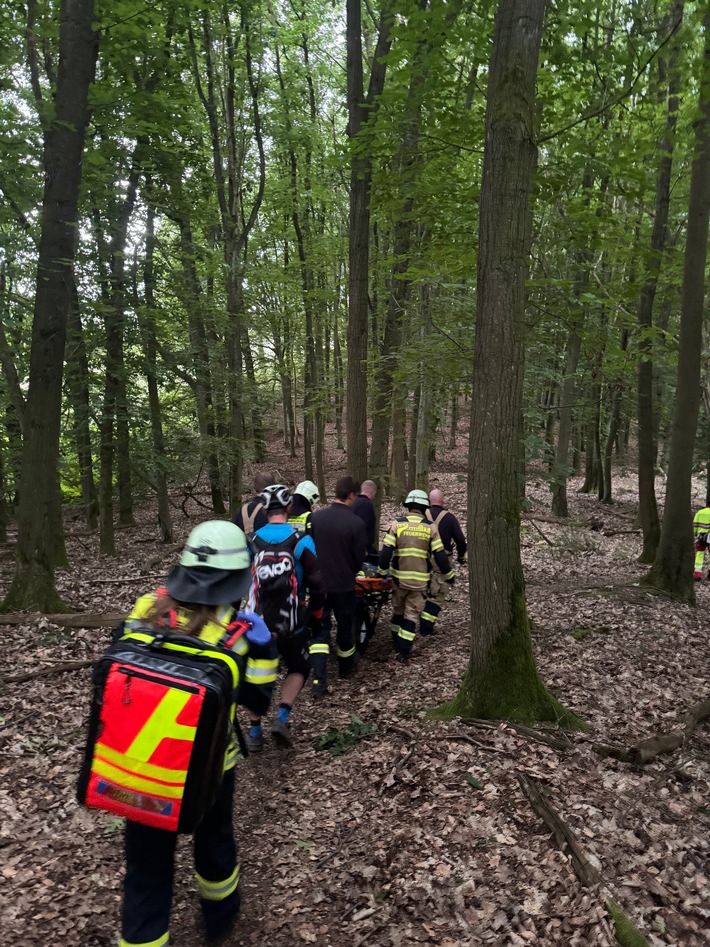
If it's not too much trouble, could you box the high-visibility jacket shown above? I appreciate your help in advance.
[124,592,279,769]
[693,506,710,539]
[288,511,312,535]
[378,513,454,590]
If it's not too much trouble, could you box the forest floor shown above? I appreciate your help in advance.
[1,433,709,947]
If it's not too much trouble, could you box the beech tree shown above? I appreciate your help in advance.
[2,0,98,611]
[435,0,580,726]
[644,2,710,602]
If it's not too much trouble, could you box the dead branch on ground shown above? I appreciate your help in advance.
[1,659,95,684]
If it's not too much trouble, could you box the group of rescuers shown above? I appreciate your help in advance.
[232,473,467,752]
[114,474,466,947]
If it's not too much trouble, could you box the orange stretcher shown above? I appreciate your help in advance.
[354,562,393,650]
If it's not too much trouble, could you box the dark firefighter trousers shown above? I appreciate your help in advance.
[121,768,240,947]
[309,589,358,687]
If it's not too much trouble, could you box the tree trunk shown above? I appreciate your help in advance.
[65,276,98,529]
[644,6,710,601]
[433,0,579,726]
[2,0,97,611]
[636,2,683,563]
[138,195,172,543]
[346,0,393,481]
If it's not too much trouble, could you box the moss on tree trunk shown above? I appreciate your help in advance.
[431,582,584,729]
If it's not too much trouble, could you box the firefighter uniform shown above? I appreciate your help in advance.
[119,592,278,947]
[693,505,710,579]
[378,511,453,657]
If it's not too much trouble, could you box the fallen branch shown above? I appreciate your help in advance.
[1,659,95,684]
[518,773,600,887]
[628,698,710,765]
[522,513,556,546]
[0,612,125,628]
[92,574,164,585]
[518,774,649,947]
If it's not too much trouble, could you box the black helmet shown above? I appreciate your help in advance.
[260,484,292,511]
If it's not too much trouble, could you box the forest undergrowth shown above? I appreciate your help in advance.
[1,433,709,947]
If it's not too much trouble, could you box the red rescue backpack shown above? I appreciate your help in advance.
[77,617,248,833]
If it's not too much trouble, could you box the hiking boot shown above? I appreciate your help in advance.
[312,683,329,701]
[271,718,294,748]
[395,651,410,664]
[245,730,264,753]
[339,652,360,679]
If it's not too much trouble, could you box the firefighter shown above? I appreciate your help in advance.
[117,521,279,947]
[693,500,710,580]
[378,489,454,662]
[421,488,467,635]
[288,479,320,534]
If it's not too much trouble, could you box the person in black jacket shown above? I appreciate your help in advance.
[352,479,378,556]
[309,476,367,697]
[421,488,467,636]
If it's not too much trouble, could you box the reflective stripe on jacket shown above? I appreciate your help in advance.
[378,514,453,589]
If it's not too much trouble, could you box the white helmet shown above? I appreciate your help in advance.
[404,489,429,509]
[294,480,319,506]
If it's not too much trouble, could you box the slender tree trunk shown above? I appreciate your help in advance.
[644,6,710,601]
[346,0,392,480]
[66,276,98,529]
[637,1,683,562]
[2,0,97,610]
[434,0,578,726]
[138,196,172,543]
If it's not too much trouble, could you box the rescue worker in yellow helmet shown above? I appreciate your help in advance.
[116,520,278,947]
[378,490,454,662]
[288,479,319,535]
[693,500,710,580]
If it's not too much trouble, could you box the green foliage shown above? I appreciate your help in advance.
[315,715,378,756]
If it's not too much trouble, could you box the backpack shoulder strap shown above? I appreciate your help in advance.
[433,509,447,529]
[243,500,264,535]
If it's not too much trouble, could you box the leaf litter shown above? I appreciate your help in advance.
[0,453,708,946]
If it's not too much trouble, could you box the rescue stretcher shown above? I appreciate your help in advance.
[354,559,393,651]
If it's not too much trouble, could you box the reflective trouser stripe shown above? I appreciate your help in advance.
[420,604,440,623]
[397,620,416,642]
[336,644,356,658]
[119,934,169,947]
[309,643,330,655]
[245,659,278,683]
[695,548,706,572]
[196,864,240,902]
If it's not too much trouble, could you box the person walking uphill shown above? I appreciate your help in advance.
[693,499,710,580]
[421,487,467,635]
[310,476,368,698]
[378,490,454,662]
[352,479,378,556]
[233,471,275,535]
[84,521,279,947]
[288,479,320,535]
[246,484,326,748]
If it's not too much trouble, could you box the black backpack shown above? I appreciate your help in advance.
[249,532,302,639]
